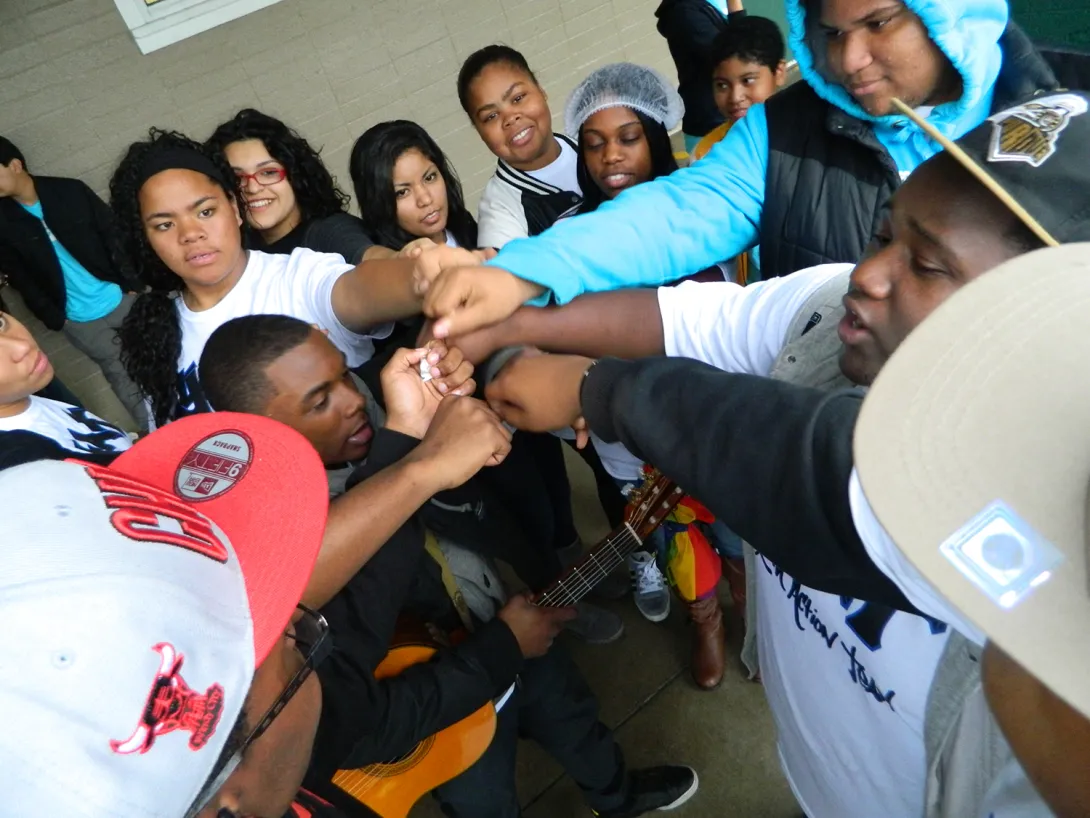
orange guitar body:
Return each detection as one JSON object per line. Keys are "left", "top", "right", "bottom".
{"left": 331, "top": 642, "right": 497, "bottom": 818}
{"left": 329, "top": 471, "right": 681, "bottom": 818}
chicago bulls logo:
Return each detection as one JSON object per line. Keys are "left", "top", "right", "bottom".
{"left": 110, "top": 643, "right": 225, "bottom": 754}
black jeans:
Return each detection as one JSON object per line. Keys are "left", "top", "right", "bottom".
{"left": 434, "top": 645, "right": 629, "bottom": 818}
{"left": 477, "top": 431, "right": 581, "bottom": 552}
{"left": 421, "top": 473, "right": 562, "bottom": 591}
{"left": 487, "top": 431, "right": 627, "bottom": 552}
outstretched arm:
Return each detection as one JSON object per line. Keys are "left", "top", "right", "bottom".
{"left": 485, "top": 352, "right": 917, "bottom": 611}
{"left": 330, "top": 255, "right": 419, "bottom": 332}
{"left": 331, "top": 246, "right": 489, "bottom": 332}
{"left": 447, "top": 289, "right": 665, "bottom": 364}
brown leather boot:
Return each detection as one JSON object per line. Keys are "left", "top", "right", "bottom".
{"left": 722, "top": 557, "right": 748, "bottom": 645}
{"left": 688, "top": 595, "right": 726, "bottom": 690}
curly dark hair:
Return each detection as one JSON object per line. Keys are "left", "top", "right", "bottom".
{"left": 110, "top": 127, "right": 243, "bottom": 427}
{"left": 576, "top": 109, "right": 678, "bottom": 214}
{"left": 206, "top": 108, "right": 350, "bottom": 228}
{"left": 349, "top": 120, "right": 477, "bottom": 250}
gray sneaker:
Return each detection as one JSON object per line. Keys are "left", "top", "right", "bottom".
{"left": 627, "top": 551, "right": 671, "bottom": 623}
{"left": 564, "top": 601, "right": 625, "bottom": 644}
{"left": 558, "top": 541, "right": 630, "bottom": 601}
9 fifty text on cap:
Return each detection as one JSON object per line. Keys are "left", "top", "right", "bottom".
{"left": 1, "top": 413, "right": 329, "bottom": 818}
{"left": 854, "top": 243, "right": 1090, "bottom": 722}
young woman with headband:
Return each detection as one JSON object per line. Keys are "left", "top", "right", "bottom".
{"left": 110, "top": 129, "right": 474, "bottom": 427}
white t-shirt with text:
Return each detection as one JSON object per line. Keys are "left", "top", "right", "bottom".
{"left": 850, "top": 473, "right": 1053, "bottom": 817}
{"left": 659, "top": 265, "right": 952, "bottom": 818}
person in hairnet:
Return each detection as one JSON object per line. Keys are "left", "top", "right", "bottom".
{"left": 528, "top": 62, "right": 747, "bottom": 690}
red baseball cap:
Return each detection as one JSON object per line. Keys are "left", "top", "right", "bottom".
{"left": 2, "top": 412, "right": 329, "bottom": 817}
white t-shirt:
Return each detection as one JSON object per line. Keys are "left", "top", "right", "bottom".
{"left": 477, "top": 137, "right": 582, "bottom": 249}
{"left": 0, "top": 396, "right": 131, "bottom": 466}
{"left": 524, "top": 137, "right": 581, "bottom": 195}
{"left": 980, "top": 759, "right": 1053, "bottom": 817}
{"left": 172, "top": 248, "right": 392, "bottom": 420}
{"left": 850, "top": 473, "right": 1054, "bottom": 817}
{"left": 659, "top": 265, "right": 952, "bottom": 818}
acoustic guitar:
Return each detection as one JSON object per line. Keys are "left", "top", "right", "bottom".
{"left": 331, "top": 470, "right": 684, "bottom": 818}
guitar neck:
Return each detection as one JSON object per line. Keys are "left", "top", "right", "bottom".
{"left": 533, "top": 522, "right": 644, "bottom": 608}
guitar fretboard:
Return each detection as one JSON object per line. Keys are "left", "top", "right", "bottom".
{"left": 534, "top": 523, "right": 643, "bottom": 608}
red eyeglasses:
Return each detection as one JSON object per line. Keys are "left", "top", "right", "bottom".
{"left": 235, "top": 166, "right": 288, "bottom": 186}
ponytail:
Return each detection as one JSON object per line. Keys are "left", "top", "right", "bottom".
{"left": 118, "top": 291, "right": 181, "bottom": 427}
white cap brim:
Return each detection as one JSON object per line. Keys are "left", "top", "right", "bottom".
{"left": 855, "top": 242, "right": 1090, "bottom": 720}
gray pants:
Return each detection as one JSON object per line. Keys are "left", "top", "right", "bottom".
{"left": 63, "top": 292, "right": 148, "bottom": 429}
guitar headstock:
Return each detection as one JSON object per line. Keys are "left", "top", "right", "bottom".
{"left": 624, "top": 468, "right": 685, "bottom": 540}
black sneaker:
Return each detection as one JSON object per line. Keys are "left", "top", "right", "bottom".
{"left": 593, "top": 765, "right": 699, "bottom": 817}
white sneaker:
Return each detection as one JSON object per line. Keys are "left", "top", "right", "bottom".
{"left": 628, "top": 551, "right": 670, "bottom": 623}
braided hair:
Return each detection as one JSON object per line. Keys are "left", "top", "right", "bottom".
{"left": 110, "top": 128, "right": 243, "bottom": 427}
{"left": 206, "top": 108, "right": 350, "bottom": 227}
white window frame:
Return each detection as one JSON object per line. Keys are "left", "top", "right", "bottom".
{"left": 112, "top": 0, "right": 287, "bottom": 54}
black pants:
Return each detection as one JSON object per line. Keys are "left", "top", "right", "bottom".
{"left": 434, "top": 645, "right": 629, "bottom": 817}
{"left": 421, "top": 474, "right": 562, "bottom": 591}
{"left": 487, "top": 432, "right": 627, "bottom": 551}
{"left": 561, "top": 438, "right": 627, "bottom": 531}
{"left": 477, "top": 432, "right": 581, "bottom": 552}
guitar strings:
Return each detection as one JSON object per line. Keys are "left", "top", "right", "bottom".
{"left": 536, "top": 484, "right": 679, "bottom": 608}
{"left": 535, "top": 527, "right": 643, "bottom": 608}
{"left": 334, "top": 484, "right": 675, "bottom": 801}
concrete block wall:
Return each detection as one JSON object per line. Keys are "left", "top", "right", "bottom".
{"left": 0, "top": 0, "right": 677, "bottom": 428}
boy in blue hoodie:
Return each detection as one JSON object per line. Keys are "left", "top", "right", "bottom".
{"left": 414, "top": 0, "right": 1059, "bottom": 337}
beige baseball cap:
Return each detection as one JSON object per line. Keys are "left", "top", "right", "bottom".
{"left": 855, "top": 241, "right": 1090, "bottom": 721}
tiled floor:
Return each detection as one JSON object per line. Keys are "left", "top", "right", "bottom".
{"left": 409, "top": 450, "right": 800, "bottom": 818}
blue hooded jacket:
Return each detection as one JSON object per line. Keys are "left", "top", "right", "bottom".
{"left": 491, "top": 0, "right": 1020, "bottom": 304}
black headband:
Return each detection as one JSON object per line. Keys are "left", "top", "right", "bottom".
{"left": 136, "top": 146, "right": 229, "bottom": 192}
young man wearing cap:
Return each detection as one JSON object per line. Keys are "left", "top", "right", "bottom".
{"left": 0, "top": 137, "right": 148, "bottom": 428}
{"left": 851, "top": 240, "right": 1090, "bottom": 817}
{"left": 2, "top": 410, "right": 336, "bottom": 818}
{"left": 0, "top": 308, "right": 132, "bottom": 470}
{"left": 197, "top": 315, "right": 700, "bottom": 818}
{"left": 471, "top": 92, "right": 1090, "bottom": 817}
{"left": 414, "top": 0, "right": 1062, "bottom": 338}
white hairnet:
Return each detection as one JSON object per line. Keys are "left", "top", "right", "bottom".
{"left": 564, "top": 62, "right": 685, "bottom": 139}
